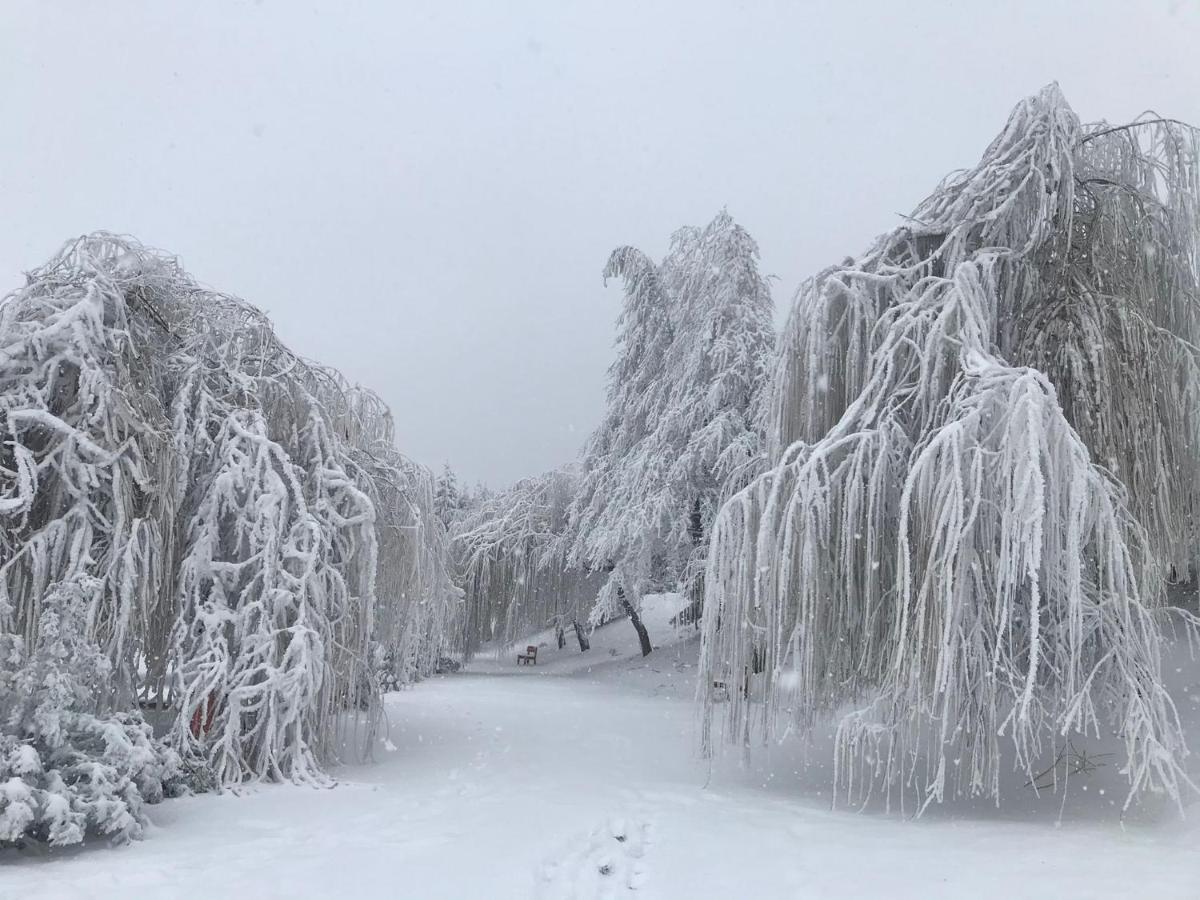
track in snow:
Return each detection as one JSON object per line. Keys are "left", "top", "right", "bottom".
{"left": 3, "top": 646, "right": 1199, "bottom": 900}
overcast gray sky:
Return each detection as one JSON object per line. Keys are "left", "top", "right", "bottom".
{"left": 3, "top": 1, "right": 1199, "bottom": 487}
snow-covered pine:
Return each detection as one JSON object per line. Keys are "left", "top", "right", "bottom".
{"left": 568, "top": 212, "right": 775, "bottom": 646}
{"left": 699, "top": 85, "right": 1200, "bottom": 812}
{"left": 434, "top": 463, "right": 464, "bottom": 530}
{"left": 454, "top": 466, "right": 599, "bottom": 660}
{"left": 0, "top": 234, "right": 457, "bottom": 799}
{"left": 0, "top": 576, "right": 187, "bottom": 847}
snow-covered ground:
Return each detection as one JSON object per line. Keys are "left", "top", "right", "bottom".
{"left": 4, "top": 595, "right": 1198, "bottom": 899}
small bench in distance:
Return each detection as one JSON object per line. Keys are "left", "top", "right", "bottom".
{"left": 517, "top": 645, "right": 538, "bottom": 665}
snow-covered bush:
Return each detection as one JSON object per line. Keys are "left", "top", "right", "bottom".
{"left": 700, "top": 85, "right": 1200, "bottom": 812}
{"left": 0, "top": 234, "right": 458, "bottom": 796}
{"left": 0, "top": 578, "right": 186, "bottom": 847}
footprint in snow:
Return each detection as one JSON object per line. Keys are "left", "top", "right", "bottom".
{"left": 537, "top": 815, "right": 653, "bottom": 898}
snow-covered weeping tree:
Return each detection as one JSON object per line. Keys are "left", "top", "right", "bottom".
{"left": 341, "top": 388, "right": 460, "bottom": 699}
{"left": 568, "top": 211, "right": 774, "bottom": 653}
{"left": 700, "top": 85, "right": 1200, "bottom": 812}
{"left": 659, "top": 211, "right": 777, "bottom": 622}
{"left": 0, "top": 234, "right": 457, "bottom": 810}
{"left": 454, "top": 466, "right": 600, "bottom": 660}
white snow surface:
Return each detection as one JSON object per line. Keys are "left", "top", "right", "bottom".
{"left": 4, "top": 594, "right": 1199, "bottom": 899}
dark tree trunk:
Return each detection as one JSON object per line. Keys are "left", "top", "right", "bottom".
{"left": 572, "top": 619, "right": 590, "bottom": 652}
{"left": 683, "top": 498, "right": 705, "bottom": 628}
{"left": 687, "top": 497, "right": 704, "bottom": 545}
{"left": 618, "top": 587, "right": 653, "bottom": 657}
{"left": 685, "top": 570, "right": 705, "bottom": 629}
{"left": 556, "top": 623, "right": 566, "bottom": 649}
{"left": 751, "top": 644, "right": 765, "bottom": 673}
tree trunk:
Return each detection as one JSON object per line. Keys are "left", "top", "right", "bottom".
{"left": 556, "top": 623, "right": 566, "bottom": 649}
{"left": 572, "top": 619, "right": 590, "bottom": 652}
{"left": 685, "top": 571, "right": 705, "bottom": 629}
{"left": 618, "top": 587, "right": 653, "bottom": 657}
{"left": 683, "top": 498, "right": 704, "bottom": 627}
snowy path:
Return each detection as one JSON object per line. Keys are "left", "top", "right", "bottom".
{"left": 3, "top": 659, "right": 1198, "bottom": 899}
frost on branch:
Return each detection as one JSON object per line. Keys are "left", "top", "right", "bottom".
{"left": 0, "top": 234, "right": 457, "bottom": 798}
{"left": 700, "top": 85, "right": 1200, "bottom": 811}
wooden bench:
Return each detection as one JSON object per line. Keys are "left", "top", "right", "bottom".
{"left": 517, "top": 645, "right": 538, "bottom": 666}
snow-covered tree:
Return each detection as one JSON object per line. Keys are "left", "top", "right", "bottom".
{"left": 568, "top": 212, "right": 775, "bottom": 652}
{"left": 700, "top": 85, "right": 1200, "bottom": 812}
{"left": 434, "top": 463, "right": 464, "bottom": 529}
{"left": 658, "top": 211, "right": 777, "bottom": 621}
{"left": 370, "top": 441, "right": 461, "bottom": 689}
{"left": 0, "top": 234, "right": 458, "bottom": 804}
{"left": 454, "top": 466, "right": 599, "bottom": 659}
